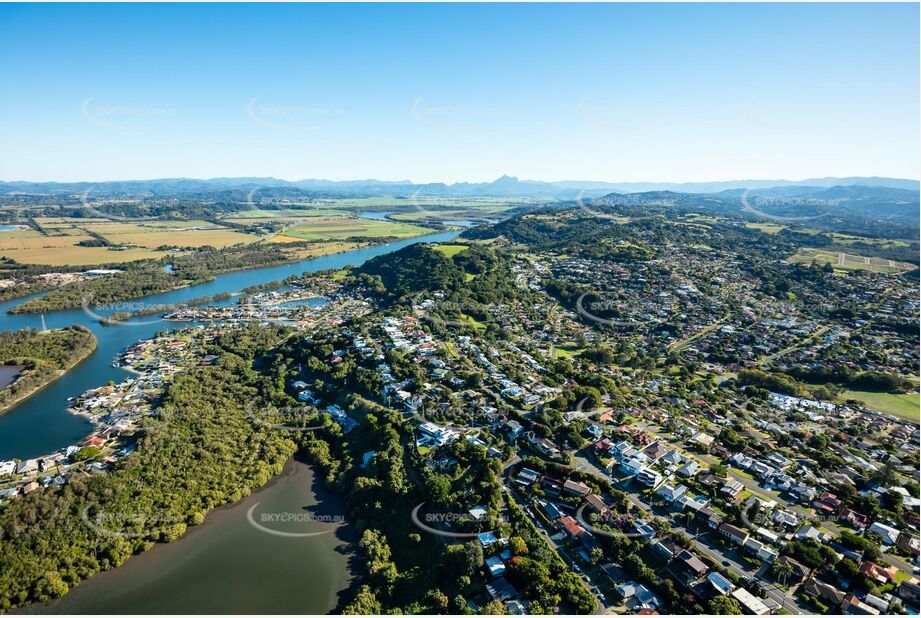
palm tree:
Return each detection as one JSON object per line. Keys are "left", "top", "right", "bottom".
{"left": 772, "top": 558, "right": 793, "bottom": 587}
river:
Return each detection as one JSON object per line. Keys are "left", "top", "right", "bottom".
{"left": 2, "top": 220, "right": 466, "bottom": 614}
{"left": 0, "top": 223, "right": 462, "bottom": 461}
{"left": 25, "top": 457, "right": 357, "bottom": 614}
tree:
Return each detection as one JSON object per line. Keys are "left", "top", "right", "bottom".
{"left": 479, "top": 599, "right": 507, "bottom": 615}
{"left": 426, "top": 589, "right": 450, "bottom": 612}
{"left": 508, "top": 536, "right": 528, "bottom": 556}
{"left": 344, "top": 585, "right": 383, "bottom": 614}
{"left": 837, "top": 557, "right": 859, "bottom": 580}
{"left": 452, "top": 594, "right": 468, "bottom": 614}
{"left": 442, "top": 542, "right": 482, "bottom": 579}
{"left": 708, "top": 595, "right": 742, "bottom": 615}
{"left": 771, "top": 558, "right": 793, "bottom": 585}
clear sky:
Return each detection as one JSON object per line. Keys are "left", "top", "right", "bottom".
{"left": 1, "top": 3, "right": 918, "bottom": 183}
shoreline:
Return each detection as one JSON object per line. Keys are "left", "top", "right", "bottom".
{"left": 19, "top": 455, "right": 357, "bottom": 614}
{"left": 4, "top": 216, "right": 468, "bottom": 317}
{"left": 0, "top": 335, "right": 97, "bottom": 417}
{"left": 3, "top": 232, "right": 418, "bottom": 317}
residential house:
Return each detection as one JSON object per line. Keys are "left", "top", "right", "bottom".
{"left": 794, "top": 524, "right": 828, "bottom": 543}
{"left": 896, "top": 532, "right": 920, "bottom": 556}
{"left": 668, "top": 549, "right": 709, "bottom": 587}
{"left": 802, "top": 579, "right": 846, "bottom": 606}
{"left": 707, "top": 571, "right": 735, "bottom": 596}
{"left": 485, "top": 577, "right": 519, "bottom": 602}
{"left": 651, "top": 538, "right": 679, "bottom": 560}
{"left": 858, "top": 561, "right": 897, "bottom": 585}
{"left": 642, "top": 441, "right": 670, "bottom": 462}
{"left": 485, "top": 555, "right": 507, "bottom": 578}
{"left": 637, "top": 468, "right": 662, "bottom": 487}
{"left": 868, "top": 521, "right": 901, "bottom": 546}
{"left": 695, "top": 507, "right": 724, "bottom": 530}
{"left": 15, "top": 459, "right": 38, "bottom": 475}
{"left": 839, "top": 507, "right": 869, "bottom": 530}
{"left": 719, "top": 522, "right": 749, "bottom": 546}
{"left": 563, "top": 479, "right": 592, "bottom": 497}
{"left": 777, "top": 556, "right": 810, "bottom": 582}
{"left": 560, "top": 516, "right": 586, "bottom": 539}
{"left": 478, "top": 531, "right": 499, "bottom": 549}
{"left": 656, "top": 483, "right": 688, "bottom": 504}
{"left": 585, "top": 494, "right": 609, "bottom": 517}
{"left": 690, "top": 433, "right": 715, "bottom": 450}
{"left": 720, "top": 479, "right": 744, "bottom": 498}
{"left": 841, "top": 593, "right": 881, "bottom": 615}
{"left": 620, "top": 453, "right": 649, "bottom": 476}
{"left": 615, "top": 582, "right": 662, "bottom": 612}
{"left": 731, "top": 587, "right": 771, "bottom": 615}
{"left": 896, "top": 578, "right": 920, "bottom": 606}
{"left": 662, "top": 449, "right": 687, "bottom": 467}
{"left": 813, "top": 492, "right": 843, "bottom": 514}
{"left": 677, "top": 461, "right": 701, "bottom": 478}
{"left": 772, "top": 509, "right": 799, "bottom": 529}
{"left": 516, "top": 467, "right": 540, "bottom": 486}
{"left": 536, "top": 499, "right": 563, "bottom": 521}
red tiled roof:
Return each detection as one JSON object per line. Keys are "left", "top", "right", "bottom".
{"left": 560, "top": 516, "right": 584, "bottom": 537}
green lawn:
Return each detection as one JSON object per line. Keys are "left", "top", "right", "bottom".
{"left": 843, "top": 389, "right": 920, "bottom": 423}
{"left": 551, "top": 343, "right": 585, "bottom": 359}
{"left": 787, "top": 248, "right": 914, "bottom": 274}
{"left": 458, "top": 313, "right": 487, "bottom": 329}
{"left": 432, "top": 243, "right": 469, "bottom": 258}
{"left": 746, "top": 222, "right": 787, "bottom": 234}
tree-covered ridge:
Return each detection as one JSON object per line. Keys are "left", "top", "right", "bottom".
{"left": 358, "top": 243, "right": 468, "bottom": 298}
{"left": 0, "top": 326, "right": 95, "bottom": 369}
{"left": 0, "top": 326, "right": 97, "bottom": 413}
{"left": 358, "top": 242, "right": 528, "bottom": 306}
{"left": 469, "top": 206, "right": 919, "bottom": 265}
{"left": 0, "top": 325, "right": 295, "bottom": 609}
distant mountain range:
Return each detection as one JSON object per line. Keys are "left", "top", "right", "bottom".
{"left": 0, "top": 174, "right": 917, "bottom": 199}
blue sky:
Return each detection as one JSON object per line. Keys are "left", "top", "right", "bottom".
{"left": 1, "top": 3, "right": 917, "bottom": 183}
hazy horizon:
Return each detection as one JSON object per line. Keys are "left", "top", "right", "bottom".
{"left": 2, "top": 173, "right": 920, "bottom": 186}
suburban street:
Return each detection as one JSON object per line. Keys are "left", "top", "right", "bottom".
{"left": 571, "top": 452, "right": 811, "bottom": 615}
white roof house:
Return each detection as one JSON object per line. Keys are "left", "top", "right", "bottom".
{"left": 868, "top": 521, "right": 901, "bottom": 545}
